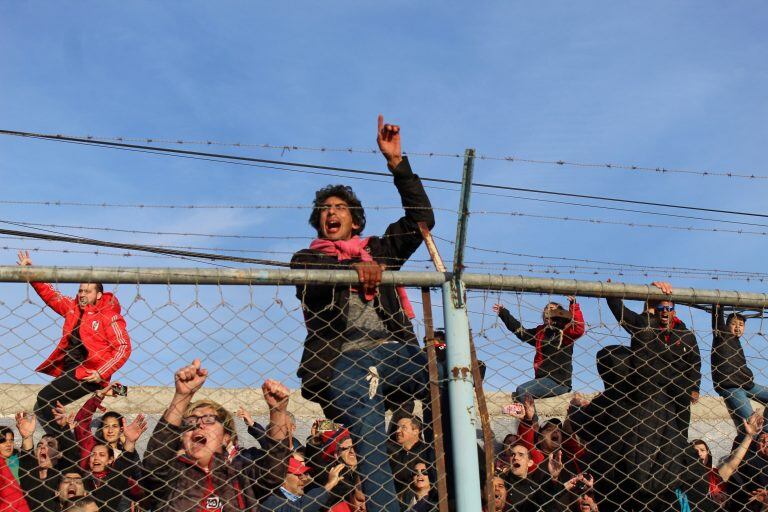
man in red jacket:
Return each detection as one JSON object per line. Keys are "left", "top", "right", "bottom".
{"left": 17, "top": 251, "right": 132, "bottom": 437}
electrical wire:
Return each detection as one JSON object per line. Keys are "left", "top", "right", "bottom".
{"left": 0, "top": 220, "right": 287, "bottom": 267}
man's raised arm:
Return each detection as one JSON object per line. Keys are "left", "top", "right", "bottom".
{"left": 17, "top": 250, "right": 74, "bottom": 316}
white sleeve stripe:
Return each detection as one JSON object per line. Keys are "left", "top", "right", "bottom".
{"left": 96, "top": 315, "right": 129, "bottom": 375}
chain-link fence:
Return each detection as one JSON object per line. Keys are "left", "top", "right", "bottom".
{"left": 1, "top": 267, "right": 768, "bottom": 512}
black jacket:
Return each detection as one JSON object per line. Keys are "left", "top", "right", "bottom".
{"left": 505, "top": 468, "right": 563, "bottom": 512}
{"left": 711, "top": 304, "right": 754, "bottom": 392}
{"left": 727, "top": 437, "right": 768, "bottom": 511}
{"left": 569, "top": 345, "right": 714, "bottom": 512}
{"left": 86, "top": 451, "right": 139, "bottom": 512}
{"left": 18, "top": 422, "right": 81, "bottom": 512}
{"left": 606, "top": 299, "right": 702, "bottom": 500}
{"left": 496, "top": 306, "right": 582, "bottom": 388}
{"left": 18, "top": 448, "right": 60, "bottom": 512}
{"left": 290, "top": 157, "right": 434, "bottom": 405}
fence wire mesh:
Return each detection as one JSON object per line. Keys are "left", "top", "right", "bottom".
{"left": 1, "top": 276, "right": 767, "bottom": 512}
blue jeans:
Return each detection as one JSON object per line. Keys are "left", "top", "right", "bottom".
{"left": 329, "top": 342, "right": 429, "bottom": 512}
{"left": 515, "top": 377, "right": 571, "bottom": 400}
{"left": 719, "top": 383, "right": 768, "bottom": 433}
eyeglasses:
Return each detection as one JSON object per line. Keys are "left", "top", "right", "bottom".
{"left": 655, "top": 305, "right": 675, "bottom": 312}
{"left": 412, "top": 468, "right": 428, "bottom": 476}
{"left": 182, "top": 414, "right": 219, "bottom": 427}
{"left": 320, "top": 204, "right": 350, "bottom": 212}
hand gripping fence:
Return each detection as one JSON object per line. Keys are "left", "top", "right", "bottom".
{"left": 1, "top": 266, "right": 768, "bottom": 511}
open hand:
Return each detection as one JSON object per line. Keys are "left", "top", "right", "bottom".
{"left": 52, "top": 402, "right": 70, "bottom": 428}
{"left": 548, "top": 451, "right": 564, "bottom": 480}
{"left": 15, "top": 411, "right": 36, "bottom": 439}
{"left": 16, "top": 250, "right": 32, "bottom": 266}
{"left": 325, "top": 463, "right": 346, "bottom": 490}
{"left": 122, "top": 414, "right": 148, "bottom": 444}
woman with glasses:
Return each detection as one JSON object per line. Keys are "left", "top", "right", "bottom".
{"left": 142, "top": 358, "right": 293, "bottom": 511}
{"left": 400, "top": 461, "right": 437, "bottom": 511}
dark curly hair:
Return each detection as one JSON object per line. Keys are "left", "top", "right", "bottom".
{"left": 308, "top": 185, "right": 366, "bottom": 237}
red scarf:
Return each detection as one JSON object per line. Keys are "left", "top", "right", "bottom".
{"left": 309, "top": 236, "right": 415, "bottom": 319}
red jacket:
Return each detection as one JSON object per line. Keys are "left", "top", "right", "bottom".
{"left": 0, "top": 457, "right": 30, "bottom": 512}
{"left": 32, "top": 282, "right": 131, "bottom": 383}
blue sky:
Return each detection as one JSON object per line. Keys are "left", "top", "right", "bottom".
{"left": 1, "top": 2, "right": 767, "bottom": 398}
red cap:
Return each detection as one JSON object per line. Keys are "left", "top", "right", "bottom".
{"left": 320, "top": 428, "right": 351, "bottom": 461}
{"left": 287, "top": 456, "right": 312, "bottom": 475}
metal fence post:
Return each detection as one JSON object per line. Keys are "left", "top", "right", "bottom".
{"left": 443, "top": 149, "right": 483, "bottom": 511}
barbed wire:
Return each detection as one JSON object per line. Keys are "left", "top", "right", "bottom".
{"left": 26, "top": 132, "right": 768, "bottom": 180}
{"left": 0, "top": 199, "right": 445, "bottom": 212}
{"left": 447, "top": 261, "right": 768, "bottom": 283}
{"left": 4, "top": 130, "right": 767, "bottom": 222}
{"left": 431, "top": 234, "right": 766, "bottom": 277}
{"left": 5, "top": 198, "right": 768, "bottom": 230}
{"left": 471, "top": 210, "right": 768, "bottom": 237}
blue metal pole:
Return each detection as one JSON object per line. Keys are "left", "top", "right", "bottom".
{"left": 442, "top": 280, "right": 482, "bottom": 511}
{"left": 443, "top": 148, "right": 482, "bottom": 511}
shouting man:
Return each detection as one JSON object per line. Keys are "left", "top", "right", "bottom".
{"left": 291, "top": 115, "right": 434, "bottom": 512}
{"left": 17, "top": 251, "right": 131, "bottom": 437}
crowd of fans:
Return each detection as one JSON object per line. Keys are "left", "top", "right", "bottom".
{"left": 3, "top": 117, "right": 768, "bottom": 511}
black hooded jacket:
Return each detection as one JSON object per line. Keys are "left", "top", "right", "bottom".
{"left": 711, "top": 304, "right": 754, "bottom": 392}
{"left": 593, "top": 300, "right": 705, "bottom": 508}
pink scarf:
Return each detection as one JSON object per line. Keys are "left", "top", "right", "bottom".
{"left": 309, "top": 236, "right": 415, "bottom": 319}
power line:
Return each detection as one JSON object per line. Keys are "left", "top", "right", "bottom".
{"left": 0, "top": 222, "right": 419, "bottom": 269}
{"left": 3, "top": 129, "right": 768, "bottom": 220}
{"left": 23, "top": 131, "right": 768, "bottom": 180}
{"left": 0, "top": 220, "right": 288, "bottom": 267}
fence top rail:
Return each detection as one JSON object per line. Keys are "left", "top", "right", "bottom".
{"left": 0, "top": 266, "right": 766, "bottom": 308}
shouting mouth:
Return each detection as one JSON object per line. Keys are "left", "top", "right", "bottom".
{"left": 191, "top": 434, "right": 208, "bottom": 449}
{"left": 325, "top": 219, "right": 342, "bottom": 236}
